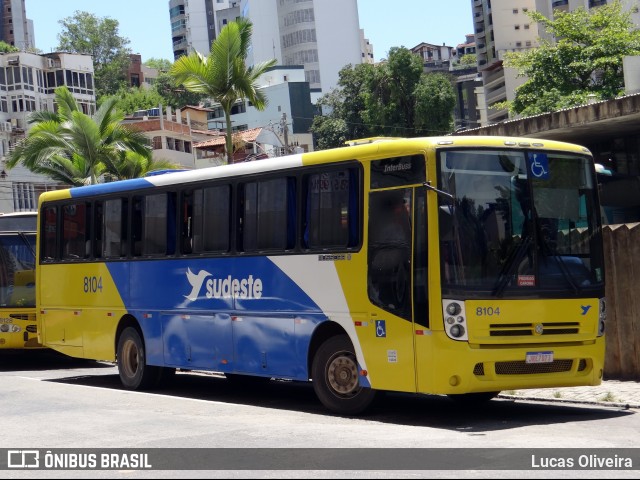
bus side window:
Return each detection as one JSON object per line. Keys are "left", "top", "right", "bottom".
{"left": 303, "top": 169, "right": 357, "bottom": 249}
{"left": 181, "top": 190, "right": 194, "bottom": 254}
{"left": 62, "top": 203, "right": 89, "bottom": 260}
{"left": 241, "top": 179, "right": 291, "bottom": 252}
{"left": 42, "top": 206, "right": 58, "bottom": 261}
{"left": 141, "top": 193, "right": 168, "bottom": 256}
{"left": 102, "top": 198, "right": 127, "bottom": 258}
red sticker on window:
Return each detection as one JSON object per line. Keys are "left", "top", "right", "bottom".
{"left": 518, "top": 275, "right": 535, "bottom": 286}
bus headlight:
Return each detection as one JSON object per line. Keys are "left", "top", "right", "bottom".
{"left": 450, "top": 324, "right": 465, "bottom": 338}
{"left": 442, "top": 300, "right": 469, "bottom": 341}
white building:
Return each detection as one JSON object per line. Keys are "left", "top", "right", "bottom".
{"left": 535, "top": 0, "right": 640, "bottom": 33}
{"left": 168, "top": 0, "right": 240, "bottom": 59}
{"left": 473, "top": 0, "right": 539, "bottom": 125}
{"left": 241, "top": 0, "right": 363, "bottom": 101}
{"left": 168, "top": 0, "right": 367, "bottom": 102}
{"left": 203, "top": 66, "right": 315, "bottom": 154}
{"left": 0, "top": 52, "right": 96, "bottom": 213}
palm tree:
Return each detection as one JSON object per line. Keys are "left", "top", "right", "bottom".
{"left": 103, "top": 151, "right": 183, "bottom": 181}
{"left": 169, "top": 18, "right": 277, "bottom": 164}
{"left": 7, "top": 86, "right": 154, "bottom": 185}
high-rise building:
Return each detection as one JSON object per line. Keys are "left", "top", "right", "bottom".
{"left": 1, "top": 0, "right": 33, "bottom": 51}
{"left": 472, "top": 0, "right": 640, "bottom": 127}
{"left": 169, "top": 0, "right": 239, "bottom": 59}
{"left": 535, "top": 0, "right": 640, "bottom": 39}
{"left": 168, "top": 0, "right": 367, "bottom": 101}
{"left": 472, "top": 0, "right": 539, "bottom": 125}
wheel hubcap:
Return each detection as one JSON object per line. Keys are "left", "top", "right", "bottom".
{"left": 122, "top": 339, "right": 139, "bottom": 378}
{"left": 327, "top": 352, "right": 359, "bottom": 396}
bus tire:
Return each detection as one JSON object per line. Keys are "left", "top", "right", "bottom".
{"left": 447, "top": 391, "right": 500, "bottom": 404}
{"left": 116, "top": 326, "right": 160, "bottom": 390}
{"left": 311, "top": 334, "right": 377, "bottom": 416}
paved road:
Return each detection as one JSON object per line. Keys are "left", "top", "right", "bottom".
{"left": 2, "top": 350, "right": 639, "bottom": 478}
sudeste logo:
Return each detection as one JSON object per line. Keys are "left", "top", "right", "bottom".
{"left": 184, "top": 268, "right": 263, "bottom": 301}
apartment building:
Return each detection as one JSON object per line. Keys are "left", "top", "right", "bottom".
{"left": 473, "top": 0, "right": 539, "bottom": 125}
{"left": 1, "top": 0, "right": 33, "bottom": 51}
{"left": 0, "top": 51, "right": 96, "bottom": 212}
{"left": 535, "top": 0, "right": 640, "bottom": 33}
{"left": 168, "top": 0, "right": 368, "bottom": 102}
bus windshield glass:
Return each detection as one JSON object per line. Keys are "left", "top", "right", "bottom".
{"left": 0, "top": 232, "right": 36, "bottom": 308}
{"left": 438, "top": 149, "right": 604, "bottom": 298}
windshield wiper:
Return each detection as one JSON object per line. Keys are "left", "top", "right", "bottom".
{"left": 493, "top": 236, "right": 532, "bottom": 297}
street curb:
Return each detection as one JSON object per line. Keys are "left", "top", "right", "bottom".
{"left": 498, "top": 393, "right": 640, "bottom": 410}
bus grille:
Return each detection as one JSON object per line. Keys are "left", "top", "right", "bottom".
{"left": 473, "top": 359, "right": 588, "bottom": 376}
{"left": 26, "top": 325, "right": 37, "bottom": 333}
{"left": 489, "top": 322, "right": 580, "bottom": 336}
{"left": 10, "top": 313, "right": 36, "bottom": 322}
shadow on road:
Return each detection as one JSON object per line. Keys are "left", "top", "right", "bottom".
{"left": 45, "top": 369, "right": 636, "bottom": 432}
{"left": 0, "top": 349, "right": 111, "bottom": 371}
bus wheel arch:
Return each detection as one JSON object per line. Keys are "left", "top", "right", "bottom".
{"left": 310, "top": 327, "right": 378, "bottom": 416}
{"left": 115, "top": 316, "right": 163, "bottom": 390}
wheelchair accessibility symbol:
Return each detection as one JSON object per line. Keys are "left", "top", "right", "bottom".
{"left": 528, "top": 153, "right": 549, "bottom": 179}
{"left": 376, "top": 320, "right": 386, "bottom": 338}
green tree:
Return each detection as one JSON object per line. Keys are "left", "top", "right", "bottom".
{"left": 6, "top": 86, "right": 153, "bottom": 186}
{"left": 502, "top": 1, "right": 640, "bottom": 116}
{"left": 99, "top": 86, "right": 165, "bottom": 115}
{"left": 311, "top": 47, "right": 456, "bottom": 149}
{"left": 144, "top": 58, "right": 173, "bottom": 71}
{"left": 153, "top": 72, "right": 207, "bottom": 109}
{"left": 56, "top": 11, "right": 132, "bottom": 97}
{"left": 169, "top": 19, "right": 277, "bottom": 164}
{"left": 0, "top": 41, "right": 19, "bottom": 53}
{"left": 459, "top": 54, "right": 477, "bottom": 66}
{"left": 414, "top": 72, "right": 456, "bottom": 135}
{"left": 103, "top": 151, "right": 181, "bottom": 181}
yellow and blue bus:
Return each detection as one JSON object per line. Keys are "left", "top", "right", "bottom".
{"left": 36, "top": 136, "right": 606, "bottom": 415}
{"left": 0, "top": 211, "right": 38, "bottom": 349}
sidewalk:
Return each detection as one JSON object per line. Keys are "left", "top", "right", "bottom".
{"left": 500, "top": 380, "right": 640, "bottom": 409}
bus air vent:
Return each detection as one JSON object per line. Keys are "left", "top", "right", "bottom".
{"left": 495, "top": 359, "right": 574, "bottom": 375}
{"left": 489, "top": 322, "right": 580, "bottom": 336}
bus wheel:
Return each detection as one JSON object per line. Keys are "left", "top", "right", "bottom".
{"left": 312, "top": 334, "right": 377, "bottom": 416}
{"left": 116, "top": 327, "right": 160, "bottom": 390}
{"left": 447, "top": 391, "right": 500, "bottom": 404}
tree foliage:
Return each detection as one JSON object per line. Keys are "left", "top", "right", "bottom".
{"left": 98, "top": 86, "right": 165, "bottom": 115}
{"left": 56, "top": 11, "right": 132, "bottom": 98}
{"left": 144, "top": 58, "right": 173, "bottom": 71}
{"left": 153, "top": 72, "right": 208, "bottom": 109}
{"left": 170, "top": 19, "right": 277, "bottom": 164}
{"left": 311, "top": 47, "right": 456, "bottom": 149}
{"left": 502, "top": 1, "right": 640, "bottom": 116}
{"left": 5, "top": 86, "right": 161, "bottom": 185}
{"left": 0, "top": 41, "right": 19, "bottom": 53}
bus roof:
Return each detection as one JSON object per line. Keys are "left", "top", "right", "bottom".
{"left": 37, "top": 136, "right": 593, "bottom": 204}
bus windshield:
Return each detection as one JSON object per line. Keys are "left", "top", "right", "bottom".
{"left": 0, "top": 232, "right": 36, "bottom": 308}
{"left": 438, "top": 149, "right": 604, "bottom": 298}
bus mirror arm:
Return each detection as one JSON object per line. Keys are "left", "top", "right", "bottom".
{"left": 423, "top": 182, "right": 455, "bottom": 202}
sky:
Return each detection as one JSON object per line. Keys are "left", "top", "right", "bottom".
{"left": 26, "top": 0, "right": 474, "bottom": 63}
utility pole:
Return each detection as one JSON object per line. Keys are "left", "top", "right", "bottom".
{"left": 280, "top": 112, "right": 289, "bottom": 154}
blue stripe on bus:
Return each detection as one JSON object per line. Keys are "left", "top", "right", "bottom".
{"left": 105, "top": 256, "right": 325, "bottom": 379}
{"left": 69, "top": 178, "right": 154, "bottom": 198}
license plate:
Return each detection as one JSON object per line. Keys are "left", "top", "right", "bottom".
{"left": 525, "top": 351, "right": 554, "bottom": 364}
